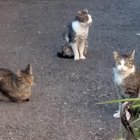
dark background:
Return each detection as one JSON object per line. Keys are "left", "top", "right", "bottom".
{"left": 0, "top": 0, "right": 140, "bottom": 140}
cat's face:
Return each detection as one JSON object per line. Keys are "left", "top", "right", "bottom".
{"left": 17, "top": 64, "right": 34, "bottom": 86}
{"left": 76, "top": 9, "right": 93, "bottom": 25}
{"left": 113, "top": 50, "right": 135, "bottom": 73}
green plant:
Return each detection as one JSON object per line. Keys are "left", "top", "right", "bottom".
{"left": 97, "top": 98, "right": 140, "bottom": 140}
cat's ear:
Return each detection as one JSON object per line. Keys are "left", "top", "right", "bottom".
{"left": 25, "top": 64, "right": 32, "bottom": 75}
{"left": 77, "top": 11, "right": 82, "bottom": 17}
{"left": 83, "top": 8, "right": 88, "bottom": 13}
{"left": 113, "top": 51, "right": 120, "bottom": 60}
{"left": 77, "top": 10, "right": 82, "bottom": 14}
{"left": 129, "top": 50, "right": 135, "bottom": 60}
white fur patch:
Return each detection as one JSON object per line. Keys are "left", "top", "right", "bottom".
{"left": 87, "top": 14, "right": 93, "bottom": 24}
{"left": 113, "top": 110, "right": 120, "bottom": 118}
{"left": 71, "top": 42, "right": 80, "bottom": 60}
{"left": 117, "top": 59, "right": 128, "bottom": 71}
{"left": 113, "top": 68, "right": 124, "bottom": 85}
{"left": 72, "top": 21, "right": 89, "bottom": 37}
{"left": 113, "top": 65, "right": 135, "bottom": 85}
{"left": 65, "top": 34, "right": 69, "bottom": 42}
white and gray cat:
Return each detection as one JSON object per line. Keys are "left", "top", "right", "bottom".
{"left": 112, "top": 50, "right": 136, "bottom": 118}
{"left": 57, "top": 9, "right": 93, "bottom": 60}
{"left": 113, "top": 50, "right": 139, "bottom": 140}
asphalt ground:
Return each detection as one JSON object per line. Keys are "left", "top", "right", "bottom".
{"left": 0, "top": 0, "right": 140, "bottom": 140}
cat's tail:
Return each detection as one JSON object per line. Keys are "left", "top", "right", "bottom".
{"left": 57, "top": 52, "right": 74, "bottom": 59}
{"left": 121, "top": 102, "right": 137, "bottom": 140}
{"left": 63, "top": 33, "right": 69, "bottom": 43}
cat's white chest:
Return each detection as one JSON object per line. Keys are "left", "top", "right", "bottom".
{"left": 72, "top": 21, "right": 88, "bottom": 37}
{"left": 113, "top": 68, "right": 124, "bottom": 85}
{"left": 113, "top": 66, "right": 136, "bottom": 86}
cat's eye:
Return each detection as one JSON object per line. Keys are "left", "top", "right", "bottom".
{"left": 117, "top": 62, "right": 121, "bottom": 65}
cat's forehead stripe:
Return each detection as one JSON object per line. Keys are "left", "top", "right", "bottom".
{"left": 121, "top": 59, "right": 125, "bottom": 66}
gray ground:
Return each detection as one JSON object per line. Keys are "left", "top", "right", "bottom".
{"left": 0, "top": 0, "right": 140, "bottom": 140}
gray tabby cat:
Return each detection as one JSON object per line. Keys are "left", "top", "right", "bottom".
{"left": 57, "top": 9, "right": 92, "bottom": 60}
{"left": 0, "top": 64, "right": 34, "bottom": 102}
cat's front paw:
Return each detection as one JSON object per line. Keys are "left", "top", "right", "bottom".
{"left": 80, "top": 56, "right": 86, "bottom": 60}
{"left": 74, "top": 56, "right": 80, "bottom": 60}
{"left": 113, "top": 111, "right": 120, "bottom": 119}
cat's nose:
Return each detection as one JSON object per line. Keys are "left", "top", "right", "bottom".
{"left": 90, "top": 19, "right": 93, "bottom": 23}
{"left": 118, "top": 67, "right": 124, "bottom": 71}
{"left": 89, "top": 20, "right": 93, "bottom": 25}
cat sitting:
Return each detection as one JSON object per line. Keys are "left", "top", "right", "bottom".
{"left": 57, "top": 9, "right": 93, "bottom": 60}
{"left": 112, "top": 50, "right": 139, "bottom": 139}
{"left": 112, "top": 50, "right": 136, "bottom": 118}
{"left": 0, "top": 64, "right": 34, "bottom": 102}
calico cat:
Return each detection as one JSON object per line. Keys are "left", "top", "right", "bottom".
{"left": 57, "top": 9, "right": 92, "bottom": 60}
{"left": 0, "top": 64, "right": 34, "bottom": 102}
{"left": 113, "top": 50, "right": 140, "bottom": 139}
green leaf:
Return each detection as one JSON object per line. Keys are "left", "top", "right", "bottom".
{"left": 131, "top": 117, "right": 140, "bottom": 125}
{"left": 97, "top": 98, "right": 140, "bottom": 105}
{"left": 132, "top": 104, "right": 140, "bottom": 108}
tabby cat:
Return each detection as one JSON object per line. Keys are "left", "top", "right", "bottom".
{"left": 57, "top": 9, "right": 92, "bottom": 60}
{"left": 113, "top": 50, "right": 140, "bottom": 139}
{"left": 0, "top": 64, "right": 34, "bottom": 102}
{"left": 112, "top": 50, "right": 136, "bottom": 118}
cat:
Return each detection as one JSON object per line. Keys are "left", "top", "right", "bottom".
{"left": 57, "top": 39, "right": 88, "bottom": 59}
{"left": 121, "top": 67, "right": 140, "bottom": 140}
{"left": 112, "top": 50, "right": 136, "bottom": 118}
{"left": 57, "top": 9, "right": 93, "bottom": 60}
{"left": 0, "top": 64, "right": 34, "bottom": 102}
{"left": 112, "top": 50, "right": 140, "bottom": 139}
